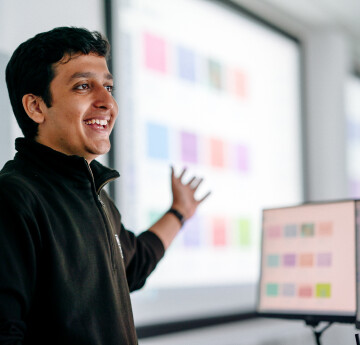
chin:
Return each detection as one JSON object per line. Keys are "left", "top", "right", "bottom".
{"left": 89, "top": 143, "right": 111, "bottom": 157}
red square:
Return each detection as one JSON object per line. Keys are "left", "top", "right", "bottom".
{"left": 212, "top": 217, "right": 227, "bottom": 246}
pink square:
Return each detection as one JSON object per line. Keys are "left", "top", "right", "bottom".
{"left": 234, "top": 69, "right": 247, "bottom": 99}
{"left": 143, "top": 32, "right": 167, "bottom": 73}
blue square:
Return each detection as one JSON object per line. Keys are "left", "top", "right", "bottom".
{"left": 146, "top": 123, "right": 169, "bottom": 159}
{"left": 177, "top": 45, "right": 196, "bottom": 82}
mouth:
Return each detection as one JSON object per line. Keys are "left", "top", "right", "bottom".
{"left": 83, "top": 118, "right": 109, "bottom": 129}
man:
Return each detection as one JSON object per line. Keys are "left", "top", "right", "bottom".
{"left": 0, "top": 27, "right": 209, "bottom": 344}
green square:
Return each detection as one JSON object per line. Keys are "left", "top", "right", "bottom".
{"left": 266, "top": 283, "right": 278, "bottom": 297}
{"left": 148, "top": 210, "right": 162, "bottom": 225}
{"left": 316, "top": 283, "right": 331, "bottom": 298}
{"left": 301, "top": 223, "right": 314, "bottom": 237}
{"left": 236, "top": 218, "right": 251, "bottom": 247}
{"left": 208, "top": 59, "right": 222, "bottom": 90}
{"left": 267, "top": 254, "right": 280, "bottom": 267}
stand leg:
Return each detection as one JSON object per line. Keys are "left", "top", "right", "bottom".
{"left": 308, "top": 322, "right": 333, "bottom": 345}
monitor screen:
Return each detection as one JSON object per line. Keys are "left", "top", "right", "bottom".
{"left": 258, "top": 201, "right": 356, "bottom": 323}
{"left": 112, "top": 0, "right": 303, "bottom": 325}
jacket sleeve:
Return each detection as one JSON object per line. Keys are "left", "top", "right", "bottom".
{"left": 100, "top": 191, "right": 165, "bottom": 292}
{"left": 0, "top": 179, "right": 41, "bottom": 344}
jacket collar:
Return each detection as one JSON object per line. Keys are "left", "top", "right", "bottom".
{"left": 14, "top": 138, "right": 120, "bottom": 193}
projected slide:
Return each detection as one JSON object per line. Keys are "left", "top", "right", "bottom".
{"left": 114, "top": 0, "right": 302, "bottom": 322}
{"left": 258, "top": 201, "right": 356, "bottom": 315}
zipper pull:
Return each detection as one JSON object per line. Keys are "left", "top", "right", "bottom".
{"left": 114, "top": 234, "right": 124, "bottom": 259}
{"left": 98, "top": 195, "right": 105, "bottom": 207}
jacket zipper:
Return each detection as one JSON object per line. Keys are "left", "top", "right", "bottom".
{"left": 97, "top": 196, "right": 124, "bottom": 260}
{"left": 84, "top": 161, "right": 123, "bottom": 272}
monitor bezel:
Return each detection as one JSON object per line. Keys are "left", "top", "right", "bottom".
{"left": 256, "top": 199, "right": 358, "bottom": 324}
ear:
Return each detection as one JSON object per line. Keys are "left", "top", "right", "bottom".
{"left": 22, "top": 94, "right": 47, "bottom": 124}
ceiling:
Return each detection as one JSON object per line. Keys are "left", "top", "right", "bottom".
{"left": 259, "top": 0, "right": 360, "bottom": 69}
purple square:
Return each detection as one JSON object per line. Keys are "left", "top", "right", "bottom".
{"left": 182, "top": 215, "right": 202, "bottom": 247}
{"left": 236, "top": 145, "right": 249, "bottom": 172}
{"left": 283, "top": 253, "right": 296, "bottom": 267}
{"left": 181, "top": 131, "right": 198, "bottom": 163}
{"left": 317, "top": 253, "right": 332, "bottom": 267}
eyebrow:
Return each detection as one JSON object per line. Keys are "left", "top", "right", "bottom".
{"left": 68, "top": 72, "right": 113, "bottom": 83}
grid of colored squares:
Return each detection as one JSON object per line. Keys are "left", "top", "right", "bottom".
{"left": 266, "top": 222, "right": 333, "bottom": 239}
{"left": 267, "top": 253, "right": 332, "bottom": 268}
{"left": 266, "top": 283, "right": 331, "bottom": 298}
{"left": 149, "top": 210, "right": 251, "bottom": 248}
{"left": 143, "top": 31, "right": 248, "bottom": 100}
{"left": 146, "top": 122, "right": 249, "bottom": 172}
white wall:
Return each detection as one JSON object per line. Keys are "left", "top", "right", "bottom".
{"left": 304, "top": 31, "right": 350, "bottom": 201}
{"left": 0, "top": 0, "right": 105, "bottom": 166}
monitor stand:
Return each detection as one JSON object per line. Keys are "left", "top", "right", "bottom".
{"left": 305, "top": 321, "right": 333, "bottom": 345}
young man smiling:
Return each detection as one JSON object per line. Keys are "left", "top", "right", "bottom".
{"left": 0, "top": 27, "right": 209, "bottom": 344}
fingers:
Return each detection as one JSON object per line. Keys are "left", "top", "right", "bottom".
{"left": 192, "top": 178, "right": 203, "bottom": 191}
{"left": 172, "top": 167, "right": 209, "bottom": 199}
{"left": 186, "top": 176, "right": 196, "bottom": 186}
{"left": 197, "top": 191, "right": 211, "bottom": 204}
{"left": 179, "top": 167, "right": 187, "bottom": 180}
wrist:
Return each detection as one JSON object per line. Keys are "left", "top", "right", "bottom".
{"left": 167, "top": 208, "right": 185, "bottom": 226}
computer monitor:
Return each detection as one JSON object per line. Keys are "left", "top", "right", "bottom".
{"left": 257, "top": 200, "right": 356, "bottom": 324}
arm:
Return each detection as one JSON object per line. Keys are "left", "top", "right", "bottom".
{"left": 101, "top": 167, "right": 210, "bottom": 290}
{"left": 149, "top": 167, "right": 210, "bottom": 250}
{"left": 100, "top": 191, "right": 166, "bottom": 291}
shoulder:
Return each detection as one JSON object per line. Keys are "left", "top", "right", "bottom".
{"left": 0, "top": 162, "right": 38, "bottom": 206}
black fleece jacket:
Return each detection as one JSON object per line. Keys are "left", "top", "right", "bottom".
{"left": 0, "top": 138, "right": 165, "bottom": 345}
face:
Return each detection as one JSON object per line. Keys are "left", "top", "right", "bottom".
{"left": 36, "top": 53, "right": 118, "bottom": 162}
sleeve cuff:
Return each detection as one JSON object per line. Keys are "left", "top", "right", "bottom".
{"left": 137, "top": 230, "right": 165, "bottom": 263}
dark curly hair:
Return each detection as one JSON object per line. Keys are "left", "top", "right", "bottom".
{"left": 5, "top": 27, "right": 110, "bottom": 139}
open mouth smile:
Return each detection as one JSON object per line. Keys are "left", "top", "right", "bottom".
{"left": 84, "top": 119, "right": 109, "bottom": 129}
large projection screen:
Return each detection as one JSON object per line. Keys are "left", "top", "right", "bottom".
{"left": 112, "top": 0, "right": 303, "bottom": 325}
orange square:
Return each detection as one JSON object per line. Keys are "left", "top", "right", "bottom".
{"left": 299, "top": 253, "right": 314, "bottom": 267}
{"left": 210, "top": 138, "right": 225, "bottom": 168}
{"left": 318, "top": 222, "right": 333, "bottom": 237}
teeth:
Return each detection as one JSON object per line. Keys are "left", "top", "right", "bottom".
{"left": 84, "top": 119, "right": 108, "bottom": 126}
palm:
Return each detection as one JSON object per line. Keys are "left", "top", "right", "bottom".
{"left": 170, "top": 167, "right": 210, "bottom": 220}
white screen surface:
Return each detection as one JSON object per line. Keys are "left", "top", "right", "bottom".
{"left": 113, "top": 0, "right": 303, "bottom": 325}
{"left": 258, "top": 201, "right": 356, "bottom": 317}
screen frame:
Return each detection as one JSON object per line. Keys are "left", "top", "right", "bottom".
{"left": 257, "top": 199, "right": 357, "bottom": 325}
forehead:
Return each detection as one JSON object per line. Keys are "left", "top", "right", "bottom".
{"left": 52, "top": 53, "right": 111, "bottom": 82}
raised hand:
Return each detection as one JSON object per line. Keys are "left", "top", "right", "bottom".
{"left": 170, "top": 166, "right": 211, "bottom": 220}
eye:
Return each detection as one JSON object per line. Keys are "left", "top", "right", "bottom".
{"left": 105, "top": 85, "right": 114, "bottom": 93}
{"left": 75, "top": 83, "right": 90, "bottom": 90}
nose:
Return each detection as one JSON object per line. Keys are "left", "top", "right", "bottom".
{"left": 93, "top": 85, "right": 115, "bottom": 110}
